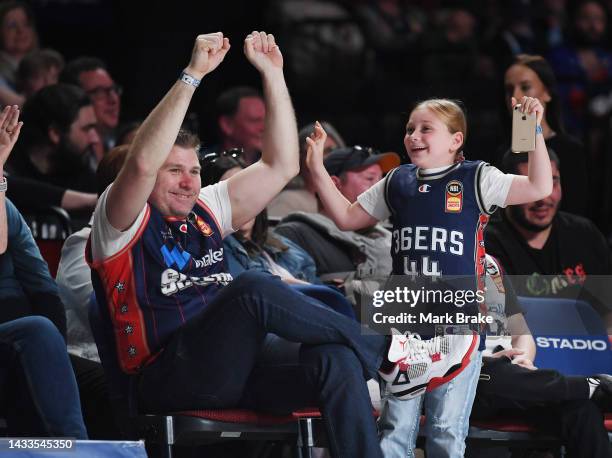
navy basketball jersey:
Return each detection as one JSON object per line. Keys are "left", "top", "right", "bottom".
{"left": 87, "top": 199, "right": 232, "bottom": 374}
{"left": 385, "top": 160, "right": 492, "bottom": 283}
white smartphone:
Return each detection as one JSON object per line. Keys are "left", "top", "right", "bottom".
{"left": 511, "top": 104, "right": 537, "bottom": 153}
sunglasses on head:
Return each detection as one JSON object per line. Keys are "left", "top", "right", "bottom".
{"left": 200, "top": 148, "right": 243, "bottom": 165}
{"left": 349, "top": 145, "right": 380, "bottom": 159}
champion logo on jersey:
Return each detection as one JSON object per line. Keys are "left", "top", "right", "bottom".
{"left": 445, "top": 180, "right": 463, "bottom": 213}
{"left": 418, "top": 184, "right": 431, "bottom": 193}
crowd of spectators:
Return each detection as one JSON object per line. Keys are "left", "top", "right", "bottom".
{"left": 1, "top": 1, "right": 612, "bottom": 457}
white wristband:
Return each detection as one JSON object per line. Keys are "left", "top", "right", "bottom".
{"left": 179, "top": 71, "right": 201, "bottom": 88}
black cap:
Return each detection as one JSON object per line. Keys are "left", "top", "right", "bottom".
{"left": 323, "top": 146, "right": 401, "bottom": 177}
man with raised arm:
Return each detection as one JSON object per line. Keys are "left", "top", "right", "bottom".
{"left": 87, "top": 32, "right": 463, "bottom": 458}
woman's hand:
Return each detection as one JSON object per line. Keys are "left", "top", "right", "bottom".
{"left": 0, "top": 105, "right": 23, "bottom": 169}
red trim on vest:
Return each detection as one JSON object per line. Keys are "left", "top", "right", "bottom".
{"left": 87, "top": 205, "right": 154, "bottom": 373}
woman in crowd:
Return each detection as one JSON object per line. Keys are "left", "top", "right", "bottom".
{"left": 0, "top": 1, "right": 38, "bottom": 106}
{"left": 502, "top": 53, "right": 590, "bottom": 217}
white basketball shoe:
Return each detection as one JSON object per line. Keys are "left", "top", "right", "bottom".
{"left": 378, "top": 329, "right": 479, "bottom": 400}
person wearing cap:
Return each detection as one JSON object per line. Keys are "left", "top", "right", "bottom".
{"left": 275, "top": 145, "right": 400, "bottom": 303}
{"left": 268, "top": 120, "right": 346, "bottom": 219}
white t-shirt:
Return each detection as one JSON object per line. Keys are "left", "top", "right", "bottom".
{"left": 56, "top": 223, "right": 99, "bottom": 362}
{"left": 90, "top": 181, "right": 234, "bottom": 262}
{"left": 357, "top": 164, "right": 514, "bottom": 220}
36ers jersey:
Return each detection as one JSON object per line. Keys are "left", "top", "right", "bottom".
{"left": 86, "top": 199, "right": 232, "bottom": 374}
{"left": 385, "top": 160, "right": 493, "bottom": 283}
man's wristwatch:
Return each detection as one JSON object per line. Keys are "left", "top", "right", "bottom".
{"left": 0, "top": 177, "right": 7, "bottom": 192}
{"left": 179, "top": 71, "right": 201, "bottom": 88}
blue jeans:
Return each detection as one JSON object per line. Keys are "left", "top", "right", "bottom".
{"left": 0, "top": 316, "right": 88, "bottom": 438}
{"left": 137, "top": 271, "right": 387, "bottom": 458}
{"left": 379, "top": 352, "right": 482, "bottom": 458}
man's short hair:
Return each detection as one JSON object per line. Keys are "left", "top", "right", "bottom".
{"left": 17, "top": 48, "right": 64, "bottom": 91}
{"left": 59, "top": 56, "right": 108, "bottom": 87}
{"left": 175, "top": 129, "right": 201, "bottom": 152}
{"left": 96, "top": 144, "right": 129, "bottom": 196}
{"left": 20, "top": 83, "right": 91, "bottom": 150}
{"left": 501, "top": 148, "right": 561, "bottom": 175}
{"left": 215, "top": 86, "right": 262, "bottom": 118}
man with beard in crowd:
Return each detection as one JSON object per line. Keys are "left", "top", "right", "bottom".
{"left": 485, "top": 149, "right": 612, "bottom": 333}
{"left": 7, "top": 83, "right": 100, "bottom": 229}
{"left": 60, "top": 57, "right": 121, "bottom": 158}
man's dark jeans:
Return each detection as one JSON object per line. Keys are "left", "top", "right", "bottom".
{"left": 137, "top": 271, "right": 387, "bottom": 458}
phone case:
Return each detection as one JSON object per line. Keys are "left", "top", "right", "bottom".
{"left": 511, "top": 105, "right": 536, "bottom": 153}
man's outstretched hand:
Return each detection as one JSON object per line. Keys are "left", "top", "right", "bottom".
{"left": 185, "top": 32, "right": 231, "bottom": 80}
{"left": 244, "top": 31, "right": 283, "bottom": 75}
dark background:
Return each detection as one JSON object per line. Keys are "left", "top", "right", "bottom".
{"left": 29, "top": 0, "right": 505, "bottom": 162}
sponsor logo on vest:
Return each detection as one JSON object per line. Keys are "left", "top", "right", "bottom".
{"left": 535, "top": 337, "right": 608, "bottom": 351}
{"left": 161, "top": 268, "right": 233, "bottom": 296}
{"left": 161, "top": 245, "right": 192, "bottom": 270}
{"left": 418, "top": 184, "right": 431, "bottom": 193}
{"left": 194, "top": 215, "right": 213, "bottom": 237}
{"left": 193, "top": 248, "right": 224, "bottom": 268}
{"left": 445, "top": 180, "right": 463, "bottom": 213}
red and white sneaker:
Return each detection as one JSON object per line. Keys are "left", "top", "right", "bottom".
{"left": 378, "top": 329, "right": 479, "bottom": 400}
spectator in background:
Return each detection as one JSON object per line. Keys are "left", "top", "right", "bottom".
{"left": 201, "top": 153, "right": 356, "bottom": 319}
{"left": 212, "top": 86, "right": 265, "bottom": 165}
{"left": 465, "top": 254, "right": 612, "bottom": 458}
{"left": 201, "top": 153, "right": 319, "bottom": 285}
{"left": 501, "top": 54, "right": 589, "bottom": 217}
{"left": 0, "top": 1, "right": 38, "bottom": 107}
{"left": 0, "top": 104, "right": 87, "bottom": 439}
{"left": 275, "top": 145, "right": 399, "bottom": 303}
{"left": 485, "top": 149, "right": 612, "bottom": 333}
{"left": 115, "top": 120, "right": 141, "bottom": 146}
{"left": 268, "top": 120, "right": 346, "bottom": 219}
{"left": 422, "top": 8, "right": 491, "bottom": 83}
{"left": 485, "top": 0, "right": 537, "bottom": 76}
{"left": 56, "top": 144, "right": 129, "bottom": 363}
{"left": 547, "top": 0, "right": 612, "bottom": 230}
{"left": 16, "top": 48, "right": 64, "bottom": 99}
{"left": 547, "top": 0, "right": 612, "bottom": 137}
{"left": 8, "top": 84, "right": 100, "bottom": 229}
{"left": 532, "top": 0, "right": 569, "bottom": 52}
{"left": 354, "top": 0, "right": 427, "bottom": 82}
{"left": 60, "top": 57, "right": 122, "bottom": 159}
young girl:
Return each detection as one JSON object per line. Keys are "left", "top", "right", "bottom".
{"left": 306, "top": 96, "right": 552, "bottom": 457}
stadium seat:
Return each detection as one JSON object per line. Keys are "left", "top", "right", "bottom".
{"left": 518, "top": 296, "right": 612, "bottom": 376}
{"left": 22, "top": 206, "right": 72, "bottom": 278}
{"left": 22, "top": 206, "right": 72, "bottom": 240}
